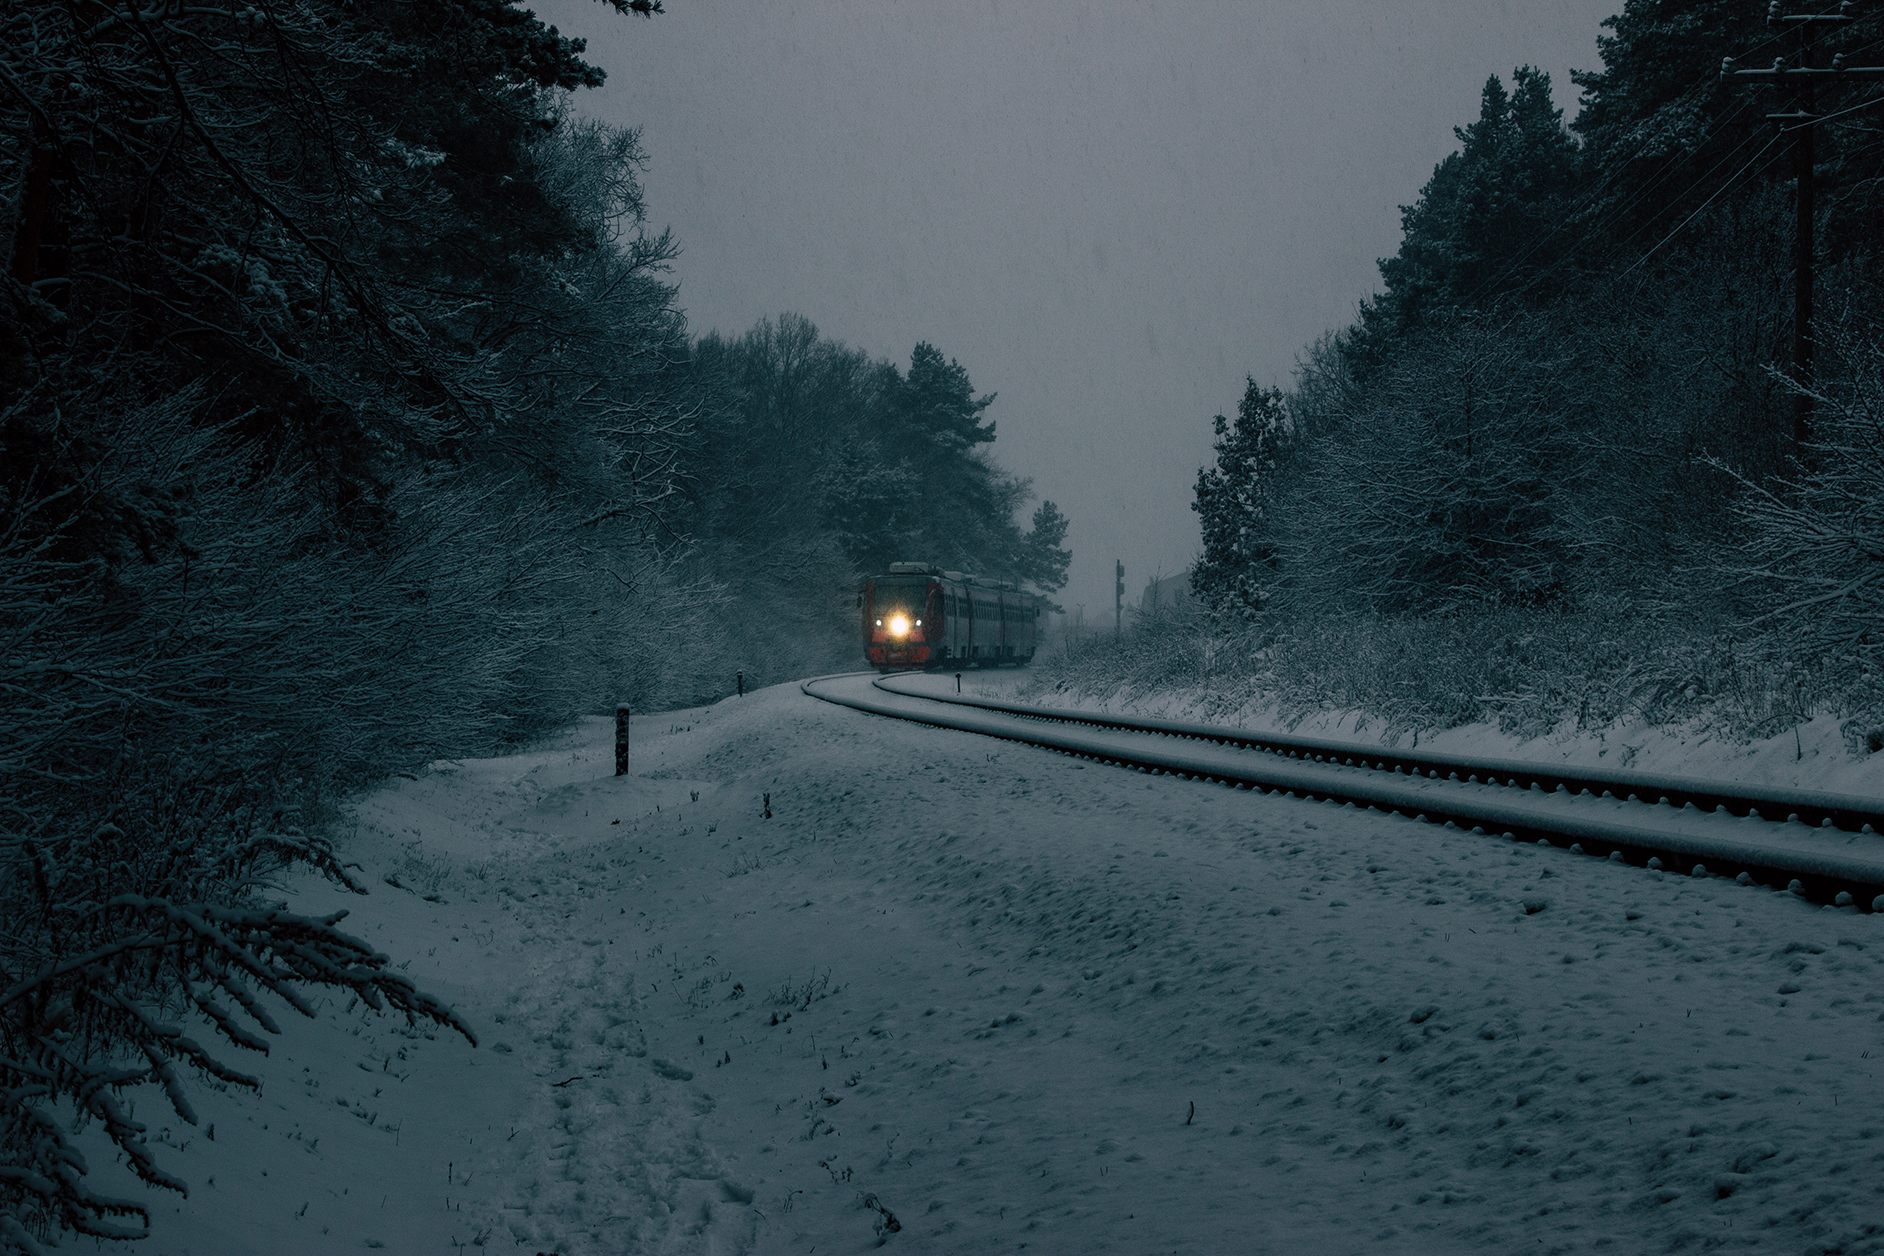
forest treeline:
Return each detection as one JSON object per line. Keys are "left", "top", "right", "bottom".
{"left": 1193, "top": 0, "right": 1884, "bottom": 668}
{"left": 0, "top": 0, "right": 1062, "bottom": 1243}
{"left": 679, "top": 318, "right": 1070, "bottom": 685}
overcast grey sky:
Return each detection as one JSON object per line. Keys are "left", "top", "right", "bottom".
{"left": 530, "top": 0, "right": 1619, "bottom": 624}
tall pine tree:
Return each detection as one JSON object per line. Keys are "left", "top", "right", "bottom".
{"left": 1191, "top": 379, "right": 1291, "bottom": 615}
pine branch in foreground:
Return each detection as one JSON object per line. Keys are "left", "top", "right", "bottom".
{"left": 1, "top": 793, "right": 473, "bottom": 1250}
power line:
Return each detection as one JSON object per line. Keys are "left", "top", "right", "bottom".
{"left": 1449, "top": 17, "right": 1840, "bottom": 309}
{"left": 1797, "top": 88, "right": 1884, "bottom": 126}
{"left": 1462, "top": 40, "right": 1881, "bottom": 313}
{"left": 1452, "top": 67, "right": 1779, "bottom": 310}
{"left": 1450, "top": 93, "right": 1742, "bottom": 305}
{"left": 1723, "top": 4, "right": 1884, "bottom": 442}
{"left": 1379, "top": 15, "right": 1883, "bottom": 375}
{"left": 1601, "top": 118, "right": 1773, "bottom": 253}
{"left": 1620, "top": 131, "right": 1789, "bottom": 274}
{"left": 1458, "top": 99, "right": 1773, "bottom": 309}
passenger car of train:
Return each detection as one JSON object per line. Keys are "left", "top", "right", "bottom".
{"left": 860, "top": 562, "right": 1041, "bottom": 671}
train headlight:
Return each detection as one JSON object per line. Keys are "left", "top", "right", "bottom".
{"left": 889, "top": 614, "right": 910, "bottom": 637}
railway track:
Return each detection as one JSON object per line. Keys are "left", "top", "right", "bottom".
{"left": 802, "top": 671, "right": 1884, "bottom": 908}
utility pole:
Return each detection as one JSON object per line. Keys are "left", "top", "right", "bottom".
{"left": 1115, "top": 560, "right": 1124, "bottom": 640}
{"left": 1723, "top": 1, "right": 1884, "bottom": 444}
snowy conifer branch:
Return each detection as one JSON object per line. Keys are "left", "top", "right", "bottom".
{"left": 3, "top": 843, "right": 475, "bottom": 1248}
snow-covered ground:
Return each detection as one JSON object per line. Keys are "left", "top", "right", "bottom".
{"left": 124, "top": 676, "right": 1884, "bottom": 1254}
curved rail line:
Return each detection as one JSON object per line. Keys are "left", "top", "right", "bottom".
{"left": 802, "top": 672, "right": 1884, "bottom": 908}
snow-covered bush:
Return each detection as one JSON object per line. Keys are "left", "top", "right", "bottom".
{"left": 1728, "top": 309, "right": 1884, "bottom": 660}
{"left": 1031, "top": 599, "right": 1835, "bottom": 744}
{"left": 2, "top": 0, "right": 697, "bottom": 1240}
{"left": 1711, "top": 306, "right": 1884, "bottom": 741}
{"left": 1280, "top": 313, "right": 1583, "bottom": 613}
{"left": 0, "top": 388, "right": 552, "bottom": 1249}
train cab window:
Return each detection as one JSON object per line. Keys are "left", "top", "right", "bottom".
{"left": 874, "top": 581, "right": 926, "bottom": 614}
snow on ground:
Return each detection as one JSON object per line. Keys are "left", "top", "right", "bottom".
{"left": 996, "top": 669, "right": 1884, "bottom": 801}
{"left": 126, "top": 676, "right": 1884, "bottom": 1254}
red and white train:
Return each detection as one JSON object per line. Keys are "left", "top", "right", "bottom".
{"left": 861, "top": 562, "right": 1041, "bottom": 671}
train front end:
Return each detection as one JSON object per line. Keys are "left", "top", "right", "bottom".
{"left": 862, "top": 565, "right": 939, "bottom": 671}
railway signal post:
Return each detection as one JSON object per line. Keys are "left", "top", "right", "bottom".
{"left": 1115, "top": 560, "right": 1124, "bottom": 640}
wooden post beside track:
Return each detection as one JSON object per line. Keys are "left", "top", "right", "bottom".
{"left": 615, "top": 704, "right": 630, "bottom": 776}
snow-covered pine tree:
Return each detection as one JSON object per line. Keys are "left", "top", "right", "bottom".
{"left": 1190, "top": 378, "right": 1292, "bottom": 615}
{"left": 1018, "top": 501, "right": 1072, "bottom": 600}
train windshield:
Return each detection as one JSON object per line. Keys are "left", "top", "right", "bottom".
{"left": 872, "top": 580, "right": 930, "bottom": 618}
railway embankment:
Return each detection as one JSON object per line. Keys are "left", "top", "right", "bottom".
{"left": 1006, "top": 677, "right": 1884, "bottom": 802}
{"left": 1007, "top": 614, "right": 1884, "bottom": 805}
{"left": 818, "top": 673, "right": 1884, "bottom": 905}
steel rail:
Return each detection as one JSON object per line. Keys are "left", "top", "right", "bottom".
{"left": 801, "top": 673, "right": 1884, "bottom": 906}
{"left": 872, "top": 674, "right": 1884, "bottom": 835}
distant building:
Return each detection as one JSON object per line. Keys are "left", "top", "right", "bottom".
{"left": 1135, "top": 570, "right": 1194, "bottom": 622}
